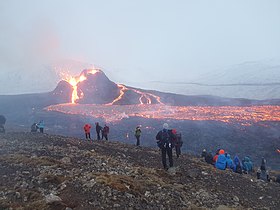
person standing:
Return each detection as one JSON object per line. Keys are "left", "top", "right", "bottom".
{"left": 173, "top": 129, "right": 183, "bottom": 158}
{"left": 102, "top": 124, "right": 109, "bottom": 140}
{"left": 156, "top": 123, "right": 175, "bottom": 170}
{"left": 84, "top": 123, "right": 91, "bottom": 140}
{"left": 257, "top": 157, "right": 270, "bottom": 181}
{"left": 37, "top": 120, "right": 45, "bottom": 133}
{"left": 95, "top": 122, "right": 102, "bottom": 140}
{"left": 134, "top": 126, "right": 141, "bottom": 146}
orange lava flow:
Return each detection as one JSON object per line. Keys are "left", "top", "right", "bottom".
{"left": 106, "top": 84, "right": 128, "bottom": 105}
{"left": 105, "top": 84, "right": 163, "bottom": 105}
{"left": 64, "top": 69, "right": 99, "bottom": 104}
{"left": 45, "top": 104, "right": 280, "bottom": 124}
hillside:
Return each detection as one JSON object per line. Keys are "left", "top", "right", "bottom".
{"left": 0, "top": 132, "right": 279, "bottom": 210}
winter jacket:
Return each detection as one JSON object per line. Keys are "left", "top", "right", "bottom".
{"left": 84, "top": 124, "right": 91, "bottom": 133}
{"left": 233, "top": 156, "right": 243, "bottom": 174}
{"left": 225, "top": 154, "right": 234, "bottom": 169}
{"left": 215, "top": 154, "right": 227, "bottom": 170}
{"left": 242, "top": 156, "right": 253, "bottom": 173}
{"left": 37, "top": 121, "right": 45, "bottom": 129}
{"left": 135, "top": 128, "right": 141, "bottom": 137}
{"left": 103, "top": 125, "right": 109, "bottom": 134}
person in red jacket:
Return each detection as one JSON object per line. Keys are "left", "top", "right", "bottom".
{"left": 84, "top": 124, "right": 91, "bottom": 140}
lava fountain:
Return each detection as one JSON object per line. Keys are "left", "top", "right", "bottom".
{"left": 64, "top": 69, "right": 99, "bottom": 104}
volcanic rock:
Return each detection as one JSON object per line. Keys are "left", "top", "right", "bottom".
{"left": 52, "top": 80, "right": 73, "bottom": 103}
{"left": 75, "top": 70, "right": 120, "bottom": 104}
{"left": 0, "top": 132, "right": 280, "bottom": 209}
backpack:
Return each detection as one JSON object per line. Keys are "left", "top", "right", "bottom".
{"left": 156, "top": 129, "right": 172, "bottom": 148}
{"left": 135, "top": 128, "right": 141, "bottom": 137}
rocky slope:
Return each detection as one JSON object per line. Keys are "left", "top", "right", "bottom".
{"left": 0, "top": 132, "right": 280, "bottom": 210}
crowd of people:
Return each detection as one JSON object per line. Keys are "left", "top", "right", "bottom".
{"left": 83, "top": 122, "right": 110, "bottom": 141}
{"left": 13, "top": 119, "right": 280, "bottom": 183}
{"left": 30, "top": 120, "right": 45, "bottom": 133}
{"left": 201, "top": 148, "right": 272, "bottom": 182}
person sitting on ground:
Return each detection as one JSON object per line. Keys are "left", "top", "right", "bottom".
{"left": 31, "top": 123, "right": 38, "bottom": 132}
{"left": 213, "top": 148, "right": 221, "bottom": 164}
{"left": 233, "top": 155, "right": 243, "bottom": 174}
{"left": 201, "top": 149, "right": 214, "bottom": 165}
{"left": 201, "top": 149, "right": 207, "bottom": 158}
{"left": 225, "top": 153, "right": 234, "bottom": 170}
{"left": 242, "top": 156, "right": 253, "bottom": 174}
{"left": 215, "top": 149, "right": 227, "bottom": 170}
{"left": 257, "top": 157, "right": 270, "bottom": 182}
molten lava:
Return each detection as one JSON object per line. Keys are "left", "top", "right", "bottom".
{"left": 64, "top": 69, "right": 99, "bottom": 104}
{"left": 55, "top": 69, "right": 280, "bottom": 125}
{"left": 45, "top": 104, "right": 280, "bottom": 125}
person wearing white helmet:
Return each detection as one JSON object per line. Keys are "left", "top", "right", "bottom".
{"left": 156, "top": 123, "right": 176, "bottom": 170}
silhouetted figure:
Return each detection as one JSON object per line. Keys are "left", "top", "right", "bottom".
{"left": 134, "top": 126, "right": 141, "bottom": 146}
{"left": 31, "top": 123, "right": 38, "bottom": 132}
{"left": 173, "top": 130, "right": 183, "bottom": 158}
{"left": 156, "top": 123, "right": 175, "bottom": 170}
{"left": 242, "top": 156, "right": 253, "bottom": 174}
{"left": 84, "top": 123, "right": 92, "bottom": 140}
{"left": 37, "top": 120, "right": 45, "bottom": 133}
{"left": 102, "top": 124, "right": 109, "bottom": 140}
{"left": 0, "top": 115, "right": 6, "bottom": 133}
{"left": 233, "top": 155, "right": 243, "bottom": 174}
{"left": 201, "top": 149, "right": 207, "bottom": 158}
{"left": 95, "top": 122, "right": 102, "bottom": 140}
{"left": 257, "top": 157, "right": 270, "bottom": 181}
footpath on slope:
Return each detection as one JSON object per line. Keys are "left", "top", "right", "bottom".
{"left": 0, "top": 132, "right": 279, "bottom": 210}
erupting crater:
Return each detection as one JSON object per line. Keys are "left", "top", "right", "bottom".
{"left": 54, "top": 69, "right": 163, "bottom": 105}
{"left": 47, "top": 69, "right": 280, "bottom": 125}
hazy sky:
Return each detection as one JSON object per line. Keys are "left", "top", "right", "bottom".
{"left": 0, "top": 0, "right": 280, "bottom": 94}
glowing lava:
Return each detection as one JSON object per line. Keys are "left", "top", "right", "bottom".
{"left": 106, "top": 84, "right": 163, "bottom": 105}
{"left": 64, "top": 69, "right": 99, "bottom": 104}
{"left": 45, "top": 104, "right": 280, "bottom": 125}
{"left": 106, "top": 84, "right": 128, "bottom": 105}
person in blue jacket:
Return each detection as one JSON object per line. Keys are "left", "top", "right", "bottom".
{"left": 233, "top": 155, "right": 242, "bottom": 174}
{"left": 242, "top": 156, "right": 253, "bottom": 174}
{"left": 37, "top": 120, "right": 45, "bottom": 133}
{"left": 225, "top": 153, "right": 234, "bottom": 169}
{"left": 215, "top": 149, "right": 227, "bottom": 170}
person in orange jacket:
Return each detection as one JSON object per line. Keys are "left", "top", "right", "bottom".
{"left": 84, "top": 124, "right": 92, "bottom": 140}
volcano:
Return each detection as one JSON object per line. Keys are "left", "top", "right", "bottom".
{"left": 53, "top": 69, "right": 120, "bottom": 104}
{"left": 52, "top": 69, "right": 163, "bottom": 105}
{"left": 51, "top": 69, "right": 280, "bottom": 106}
{"left": 1, "top": 68, "right": 280, "bottom": 170}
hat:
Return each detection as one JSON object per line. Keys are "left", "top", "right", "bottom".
{"left": 163, "top": 123, "right": 169, "bottom": 129}
{"left": 219, "top": 149, "right": 225, "bottom": 155}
